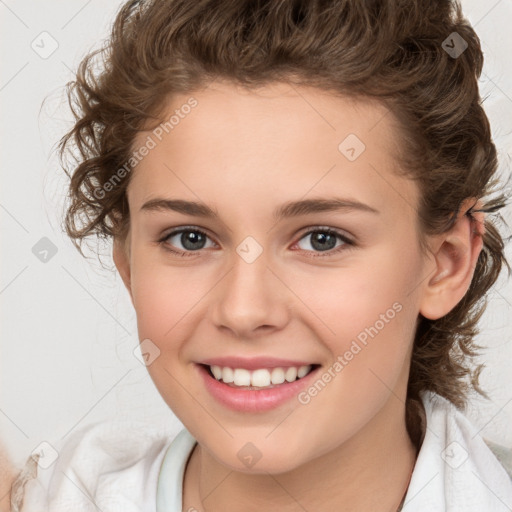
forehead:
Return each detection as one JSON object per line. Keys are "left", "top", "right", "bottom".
{"left": 128, "top": 81, "right": 418, "bottom": 220}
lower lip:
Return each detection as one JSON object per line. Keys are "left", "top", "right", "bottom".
{"left": 195, "top": 363, "right": 321, "bottom": 413}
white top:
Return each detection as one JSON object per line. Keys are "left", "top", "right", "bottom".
{"left": 16, "top": 390, "right": 512, "bottom": 511}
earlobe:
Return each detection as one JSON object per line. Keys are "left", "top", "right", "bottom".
{"left": 419, "top": 198, "right": 485, "bottom": 320}
{"left": 113, "top": 236, "right": 133, "bottom": 304}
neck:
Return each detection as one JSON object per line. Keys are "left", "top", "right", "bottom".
{"left": 183, "top": 394, "right": 419, "bottom": 512}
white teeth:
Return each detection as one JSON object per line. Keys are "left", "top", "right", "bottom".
{"left": 221, "top": 366, "right": 234, "bottom": 383}
{"left": 270, "top": 367, "right": 285, "bottom": 384}
{"left": 251, "top": 368, "right": 271, "bottom": 387}
{"left": 211, "top": 365, "right": 223, "bottom": 380}
{"left": 233, "top": 368, "right": 251, "bottom": 386}
{"left": 285, "top": 367, "right": 298, "bottom": 382}
{"left": 297, "top": 365, "right": 310, "bottom": 378}
{"left": 209, "top": 364, "right": 313, "bottom": 388}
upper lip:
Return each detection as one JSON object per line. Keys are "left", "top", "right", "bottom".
{"left": 198, "top": 356, "right": 318, "bottom": 371}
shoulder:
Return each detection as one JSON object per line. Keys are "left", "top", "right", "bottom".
{"left": 403, "top": 391, "right": 512, "bottom": 510}
{"left": 420, "top": 390, "right": 512, "bottom": 481}
{"left": 14, "top": 421, "right": 179, "bottom": 512}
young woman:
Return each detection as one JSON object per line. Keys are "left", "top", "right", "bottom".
{"left": 11, "top": 0, "right": 512, "bottom": 510}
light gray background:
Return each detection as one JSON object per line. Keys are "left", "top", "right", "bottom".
{"left": 1, "top": 0, "right": 511, "bottom": 469}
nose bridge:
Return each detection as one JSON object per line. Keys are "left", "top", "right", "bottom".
{"left": 211, "top": 237, "right": 290, "bottom": 337}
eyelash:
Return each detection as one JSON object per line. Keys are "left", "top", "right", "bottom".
{"left": 158, "top": 225, "right": 355, "bottom": 258}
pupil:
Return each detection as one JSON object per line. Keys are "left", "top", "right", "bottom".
{"left": 312, "top": 232, "right": 336, "bottom": 251}
{"left": 182, "top": 231, "right": 205, "bottom": 250}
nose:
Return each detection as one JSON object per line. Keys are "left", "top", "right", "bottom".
{"left": 210, "top": 247, "right": 292, "bottom": 340}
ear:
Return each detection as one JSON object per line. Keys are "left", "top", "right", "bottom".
{"left": 419, "top": 197, "right": 485, "bottom": 320}
{"left": 113, "top": 235, "right": 134, "bottom": 305}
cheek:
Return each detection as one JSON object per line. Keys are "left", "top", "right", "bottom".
{"left": 129, "top": 260, "right": 205, "bottom": 404}
{"left": 130, "top": 251, "right": 209, "bottom": 340}
{"left": 293, "top": 250, "right": 418, "bottom": 337}
{"left": 288, "top": 249, "right": 422, "bottom": 392}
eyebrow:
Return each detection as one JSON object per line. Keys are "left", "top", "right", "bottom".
{"left": 140, "top": 196, "right": 380, "bottom": 220}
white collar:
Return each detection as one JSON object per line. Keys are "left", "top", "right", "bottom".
{"left": 157, "top": 426, "right": 197, "bottom": 512}
{"left": 402, "top": 390, "right": 512, "bottom": 511}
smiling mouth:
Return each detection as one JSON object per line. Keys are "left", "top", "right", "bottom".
{"left": 201, "top": 363, "right": 321, "bottom": 390}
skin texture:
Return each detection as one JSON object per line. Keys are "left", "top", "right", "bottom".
{"left": 114, "top": 80, "right": 484, "bottom": 511}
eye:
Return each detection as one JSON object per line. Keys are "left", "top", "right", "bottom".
{"left": 293, "top": 227, "right": 354, "bottom": 257}
{"left": 158, "top": 225, "right": 355, "bottom": 258}
{"left": 159, "top": 227, "right": 216, "bottom": 256}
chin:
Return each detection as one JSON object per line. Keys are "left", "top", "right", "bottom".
{"left": 205, "top": 438, "right": 310, "bottom": 475}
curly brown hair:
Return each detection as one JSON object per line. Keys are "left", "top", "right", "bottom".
{"left": 58, "top": 0, "right": 510, "bottom": 448}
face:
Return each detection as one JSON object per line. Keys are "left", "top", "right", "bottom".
{"left": 117, "top": 80, "right": 431, "bottom": 473}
